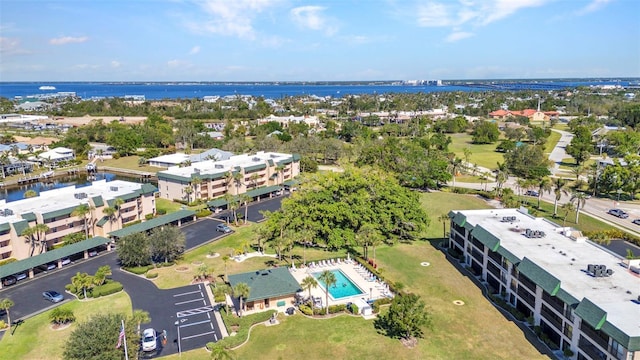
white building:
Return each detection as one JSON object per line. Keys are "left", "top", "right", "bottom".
{"left": 448, "top": 208, "right": 640, "bottom": 360}
{"left": 35, "top": 147, "right": 75, "bottom": 166}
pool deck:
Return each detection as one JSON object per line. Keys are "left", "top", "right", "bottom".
{"left": 289, "top": 259, "right": 392, "bottom": 308}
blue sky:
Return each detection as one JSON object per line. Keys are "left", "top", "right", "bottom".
{"left": 1, "top": 0, "right": 639, "bottom": 81}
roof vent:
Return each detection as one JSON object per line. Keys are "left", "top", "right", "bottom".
{"left": 110, "top": 186, "right": 119, "bottom": 191}
{"left": 587, "top": 264, "right": 613, "bottom": 277}
{"left": 252, "top": 157, "right": 261, "bottom": 162}
{"left": 215, "top": 164, "right": 224, "bottom": 169}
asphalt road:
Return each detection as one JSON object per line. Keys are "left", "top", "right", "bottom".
{"left": 0, "top": 195, "right": 285, "bottom": 353}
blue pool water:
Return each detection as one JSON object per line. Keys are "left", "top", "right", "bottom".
{"left": 313, "top": 270, "right": 364, "bottom": 299}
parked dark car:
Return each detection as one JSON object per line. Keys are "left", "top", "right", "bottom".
{"left": 632, "top": 219, "right": 640, "bottom": 226}
{"left": 608, "top": 209, "right": 629, "bottom": 219}
{"left": 2, "top": 275, "right": 17, "bottom": 286}
{"left": 525, "top": 190, "right": 539, "bottom": 197}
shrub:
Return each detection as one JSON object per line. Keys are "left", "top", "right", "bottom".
{"left": 0, "top": 258, "right": 16, "bottom": 266}
{"left": 125, "top": 265, "right": 154, "bottom": 275}
{"left": 50, "top": 307, "right": 76, "bottom": 325}
{"left": 372, "top": 297, "right": 392, "bottom": 313}
{"left": 156, "top": 208, "right": 167, "bottom": 215}
{"left": 145, "top": 272, "right": 158, "bottom": 279}
{"left": 563, "top": 348, "right": 574, "bottom": 357}
{"left": 145, "top": 213, "right": 154, "bottom": 220}
{"left": 328, "top": 304, "right": 346, "bottom": 314}
{"left": 298, "top": 304, "right": 314, "bottom": 316}
{"left": 350, "top": 303, "right": 359, "bottom": 314}
{"left": 90, "top": 281, "right": 123, "bottom": 298}
{"left": 0, "top": 320, "right": 6, "bottom": 329}
{"left": 195, "top": 209, "right": 212, "bottom": 218}
{"left": 123, "top": 220, "right": 142, "bottom": 228}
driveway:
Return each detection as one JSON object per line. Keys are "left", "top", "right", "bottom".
{"left": 214, "top": 194, "right": 286, "bottom": 223}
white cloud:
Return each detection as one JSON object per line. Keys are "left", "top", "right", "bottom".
{"left": 49, "top": 36, "right": 88, "bottom": 45}
{"left": 111, "top": 61, "right": 121, "bottom": 68}
{"left": 445, "top": 31, "right": 474, "bottom": 42}
{"left": 168, "top": 59, "right": 190, "bottom": 67}
{"left": 417, "top": 2, "right": 453, "bottom": 27}
{"left": 0, "top": 37, "right": 31, "bottom": 55}
{"left": 189, "top": 46, "right": 201, "bottom": 55}
{"left": 290, "top": 6, "right": 338, "bottom": 35}
{"left": 188, "top": 0, "right": 281, "bottom": 40}
{"left": 481, "top": 0, "right": 551, "bottom": 25}
{"left": 575, "top": 0, "right": 613, "bottom": 15}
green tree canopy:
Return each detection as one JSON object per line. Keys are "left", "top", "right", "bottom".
{"left": 471, "top": 121, "right": 500, "bottom": 144}
{"left": 63, "top": 313, "right": 137, "bottom": 360}
{"left": 374, "top": 293, "right": 432, "bottom": 341}
{"left": 149, "top": 226, "right": 186, "bottom": 263}
{"left": 504, "top": 144, "right": 551, "bottom": 179}
{"left": 116, "top": 232, "right": 152, "bottom": 268}
{"left": 261, "top": 167, "right": 428, "bottom": 251}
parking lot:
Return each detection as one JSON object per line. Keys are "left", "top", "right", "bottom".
{"left": 172, "top": 285, "right": 222, "bottom": 353}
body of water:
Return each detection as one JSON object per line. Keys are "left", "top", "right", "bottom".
{"left": 0, "top": 172, "right": 155, "bottom": 203}
{"left": 0, "top": 79, "right": 632, "bottom": 100}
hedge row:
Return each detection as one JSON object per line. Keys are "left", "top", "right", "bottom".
{"left": 92, "top": 281, "right": 123, "bottom": 297}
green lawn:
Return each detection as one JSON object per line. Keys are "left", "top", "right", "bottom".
{"left": 545, "top": 130, "right": 561, "bottom": 153}
{"left": 0, "top": 292, "right": 132, "bottom": 360}
{"left": 97, "top": 155, "right": 164, "bottom": 173}
{"left": 448, "top": 133, "right": 504, "bottom": 170}
{"left": 155, "top": 198, "right": 184, "bottom": 214}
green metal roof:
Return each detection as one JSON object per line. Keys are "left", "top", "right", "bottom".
{"left": 0, "top": 236, "right": 112, "bottom": 278}
{"left": 517, "top": 257, "right": 561, "bottom": 296}
{"left": 277, "top": 158, "right": 292, "bottom": 165}
{"left": 292, "top": 154, "right": 301, "bottom": 161}
{"left": 12, "top": 220, "right": 29, "bottom": 236}
{"left": 0, "top": 222, "right": 10, "bottom": 232}
{"left": 575, "top": 298, "right": 607, "bottom": 330}
{"left": 139, "top": 183, "right": 157, "bottom": 195}
{"left": 42, "top": 205, "right": 77, "bottom": 220}
{"left": 600, "top": 322, "right": 638, "bottom": 351}
{"left": 107, "top": 199, "right": 115, "bottom": 208}
{"left": 555, "top": 288, "right": 579, "bottom": 307}
{"left": 283, "top": 179, "right": 299, "bottom": 187}
{"left": 157, "top": 172, "right": 191, "bottom": 183}
{"left": 267, "top": 159, "right": 274, "bottom": 166}
{"left": 244, "top": 164, "right": 266, "bottom": 172}
{"left": 108, "top": 209, "right": 196, "bottom": 238}
{"left": 451, "top": 212, "right": 467, "bottom": 227}
{"left": 92, "top": 196, "right": 104, "bottom": 207}
{"left": 496, "top": 247, "right": 520, "bottom": 265}
{"left": 228, "top": 267, "right": 301, "bottom": 302}
{"left": 22, "top": 212, "right": 36, "bottom": 222}
{"left": 471, "top": 225, "right": 500, "bottom": 252}
{"left": 245, "top": 185, "right": 282, "bottom": 198}
{"left": 207, "top": 198, "right": 228, "bottom": 209}
{"left": 118, "top": 191, "right": 140, "bottom": 202}
{"left": 96, "top": 216, "right": 109, "bottom": 227}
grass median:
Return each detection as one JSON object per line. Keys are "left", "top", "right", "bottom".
{"left": 0, "top": 291, "right": 132, "bottom": 360}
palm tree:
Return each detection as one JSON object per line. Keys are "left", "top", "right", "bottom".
{"left": 209, "top": 344, "right": 235, "bottom": 360}
{"left": 536, "top": 177, "right": 553, "bottom": 209}
{"left": 370, "top": 234, "right": 383, "bottom": 266}
{"left": 301, "top": 276, "right": 318, "bottom": 303}
{"left": 494, "top": 161, "right": 509, "bottom": 196}
{"left": 222, "top": 255, "right": 230, "bottom": 281}
{"left": 0, "top": 298, "right": 15, "bottom": 334}
{"left": 233, "top": 283, "right": 250, "bottom": 317}
{"left": 113, "top": 197, "right": 125, "bottom": 226}
{"left": 318, "top": 270, "right": 337, "bottom": 316}
{"left": 72, "top": 203, "right": 94, "bottom": 240}
{"left": 560, "top": 202, "right": 575, "bottom": 226}
{"left": 22, "top": 223, "right": 50, "bottom": 255}
{"left": 355, "top": 223, "right": 378, "bottom": 260}
{"left": 249, "top": 173, "right": 260, "bottom": 189}
{"left": 71, "top": 272, "right": 95, "bottom": 299}
{"left": 102, "top": 206, "right": 117, "bottom": 234}
{"left": 449, "top": 157, "right": 463, "bottom": 188}
{"left": 224, "top": 193, "right": 239, "bottom": 225}
{"left": 191, "top": 176, "right": 202, "bottom": 201}
{"left": 571, "top": 191, "right": 588, "bottom": 224}
{"left": 131, "top": 309, "right": 151, "bottom": 335}
{"left": 239, "top": 194, "right": 251, "bottom": 225}
{"left": 232, "top": 171, "right": 243, "bottom": 195}
{"left": 274, "top": 165, "right": 285, "bottom": 186}
{"left": 438, "top": 214, "right": 450, "bottom": 239}
{"left": 571, "top": 164, "right": 585, "bottom": 182}
{"left": 94, "top": 265, "right": 111, "bottom": 286}
{"left": 297, "top": 228, "right": 314, "bottom": 265}
{"left": 552, "top": 177, "right": 569, "bottom": 216}
{"left": 184, "top": 186, "right": 193, "bottom": 203}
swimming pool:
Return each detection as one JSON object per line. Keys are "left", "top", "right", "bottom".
{"left": 313, "top": 269, "right": 365, "bottom": 299}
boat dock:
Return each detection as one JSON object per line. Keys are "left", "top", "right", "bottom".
{"left": 99, "top": 166, "right": 155, "bottom": 180}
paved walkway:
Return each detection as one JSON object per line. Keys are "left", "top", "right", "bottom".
{"left": 233, "top": 251, "right": 277, "bottom": 263}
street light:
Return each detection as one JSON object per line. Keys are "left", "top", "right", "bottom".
{"left": 617, "top": 189, "right": 623, "bottom": 202}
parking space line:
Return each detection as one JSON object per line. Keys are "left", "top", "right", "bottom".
{"left": 182, "top": 330, "right": 217, "bottom": 340}
{"left": 175, "top": 298, "right": 205, "bottom": 306}
{"left": 177, "top": 306, "right": 214, "bottom": 318}
{"left": 179, "top": 319, "right": 211, "bottom": 328}
{"left": 173, "top": 290, "right": 201, "bottom": 297}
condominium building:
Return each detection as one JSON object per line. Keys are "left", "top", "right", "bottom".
{"left": 448, "top": 208, "right": 639, "bottom": 360}
{"left": 156, "top": 151, "right": 300, "bottom": 203}
{"left": 0, "top": 179, "right": 157, "bottom": 261}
